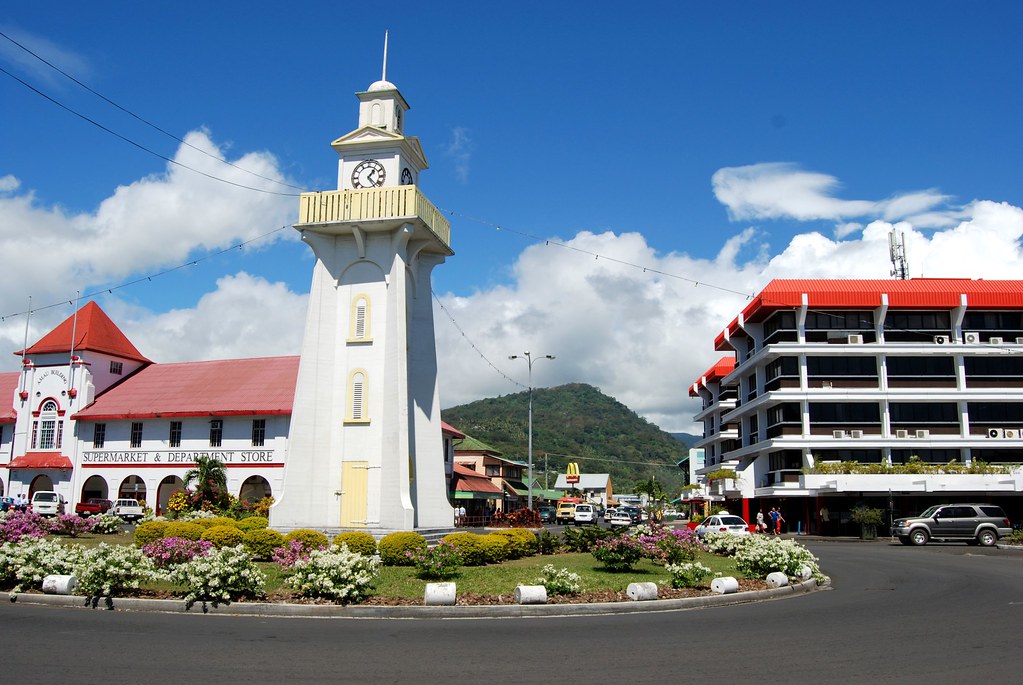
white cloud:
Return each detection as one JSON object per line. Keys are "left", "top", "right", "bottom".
{"left": 435, "top": 199, "right": 1023, "bottom": 432}
{"left": 712, "top": 162, "right": 954, "bottom": 227}
{"left": 0, "top": 26, "right": 93, "bottom": 88}
{"left": 444, "top": 127, "right": 473, "bottom": 183}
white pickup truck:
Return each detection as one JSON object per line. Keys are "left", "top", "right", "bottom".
{"left": 108, "top": 498, "right": 144, "bottom": 522}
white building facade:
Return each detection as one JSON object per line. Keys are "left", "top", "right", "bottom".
{"left": 690, "top": 279, "right": 1023, "bottom": 533}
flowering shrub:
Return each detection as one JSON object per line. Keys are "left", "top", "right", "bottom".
{"left": 180, "top": 509, "right": 217, "bottom": 522}
{"left": 406, "top": 541, "right": 462, "bottom": 579}
{"left": 634, "top": 524, "right": 701, "bottom": 564}
{"left": 89, "top": 513, "right": 125, "bottom": 534}
{"left": 166, "top": 491, "right": 191, "bottom": 515}
{"left": 272, "top": 539, "right": 310, "bottom": 568}
{"left": 536, "top": 564, "right": 581, "bottom": 595}
{"left": 170, "top": 544, "right": 265, "bottom": 610}
{"left": 0, "top": 510, "right": 50, "bottom": 543}
{"left": 664, "top": 561, "right": 712, "bottom": 588}
{"left": 0, "top": 537, "right": 85, "bottom": 593}
{"left": 732, "top": 536, "right": 824, "bottom": 580}
{"left": 284, "top": 529, "right": 329, "bottom": 552}
{"left": 488, "top": 508, "right": 541, "bottom": 528}
{"left": 591, "top": 535, "right": 644, "bottom": 571}
{"left": 702, "top": 532, "right": 749, "bottom": 557}
{"left": 284, "top": 544, "right": 381, "bottom": 604}
{"left": 142, "top": 536, "right": 213, "bottom": 568}
{"left": 48, "top": 514, "right": 95, "bottom": 538}
{"left": 74, "top": 543, "right": 156, "bottom": 598}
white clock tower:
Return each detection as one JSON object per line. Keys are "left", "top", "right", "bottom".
{"left": 271, "top": 54, "right": 454, "bottom": 532}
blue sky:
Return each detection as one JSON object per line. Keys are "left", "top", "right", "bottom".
{"left": 3, "top": 2, "right": 1023, "bottom": 431}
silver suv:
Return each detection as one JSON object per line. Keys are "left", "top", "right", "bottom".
{"left": 892, "top": 503, "right": 1011, "bottom": 546}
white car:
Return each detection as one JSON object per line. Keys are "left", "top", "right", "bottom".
{"left": 608, "top": 511, "right": 633, "bottom": 527}
{"left": 573, "top": 503, "right": 597, "bottom": 525}
{"left": 603, "top": 507, "right": 618, "bottom": 520}
{"left": 109, "top": 498, "right": 144, "bottom": 522}
{"left": 694, "top": 514, "right": 751, "bottom": 538}
{"left": 30, "top": 491, "right": 66, "bottom": 516}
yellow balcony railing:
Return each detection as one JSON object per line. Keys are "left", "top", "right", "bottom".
{"left": 297, "top": 187, "right": 450, "bottom": 247}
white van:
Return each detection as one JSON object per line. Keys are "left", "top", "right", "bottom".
{"left": 31, "top": 491, "right": 66, "bottom": 516}
{"left": 573, "top": 503, "right": 597, "bottom": 525}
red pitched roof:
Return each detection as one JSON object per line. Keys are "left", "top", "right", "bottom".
{"left": 689, "top": 356, "right": 736, "bottom": 396}
{"left": 73, "top": 356, "right": 299, "bottom": 420}
{"left": 441, "top": 421, "right": 465, "bottom": 438}
{"left": 715, "top": 278, "right": 1023, "bottom": 349}
{"left": 0, "top": 372, "right": 18, "bottom": 421}
{"left": 9, "top": 452, "right": 73, "bottom": 469}
{"left": 452, "top": 464, "right": 503, "bottom": 495}
{"left": 20, "top": 301, "right": 151, "bottom": 363}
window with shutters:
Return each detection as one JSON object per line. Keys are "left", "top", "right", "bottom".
{"left": 346, "top": 370, "right": 370, "bottom": 423}
{"left": 93, "top": 423, "right": 106, "bottom": 449}
{"left": 251, "top": 419, "right": 266, "bottom": 447}
{"left": 209, "top": 419, "right": 223, "bottom": 447}
{"left": 169, "top": 421, "right": 182, "bottom": 448}
{"left": 348, "top": 295, "right": 372, "bottom": 342}
{"left": 130, "top": 422, "right": 144, "bottom": 448}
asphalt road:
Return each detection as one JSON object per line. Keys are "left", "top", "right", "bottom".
{"left": 1, "top": 540, "right": 1021, "bottom": 684}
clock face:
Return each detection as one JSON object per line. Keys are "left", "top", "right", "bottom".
{"left": 400, "top": 168, "right": 413, "bottom": 185}
{"left": 351, "top": 159, "right": 386, "bottom": 188}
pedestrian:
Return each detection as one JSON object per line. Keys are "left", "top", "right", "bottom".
{"left": 819, "top": 505, "right": 830, "bottom": 535}
{"left": 775, "top": 509, "right": 785, "bottom": 535}
{"left": 458, "top": 504, "right": 466, "bottom": 527}
{"left": 769, "top": 507, "right": 781, "bottom": 535}
{"left": 756, "top": 509, "right": 766, "bottom": 534}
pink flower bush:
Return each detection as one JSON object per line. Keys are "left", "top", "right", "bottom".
{"left": 636, "top": 524, "right": 701, "bottom": 564}
{"left": 142, "top": 536, "right": 214, "bottom": 568}
{"left": 0, "top": 510, "right": 50, "bottom": 543}
{"left": 48, "top": 514, "right": 95, "bottom": 538}
{"left": 271, "top": 539, "right": 311, "bottom": 568}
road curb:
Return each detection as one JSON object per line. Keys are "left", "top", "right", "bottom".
{"left": 9, "top": 577, "right": 828, "bottom": 619}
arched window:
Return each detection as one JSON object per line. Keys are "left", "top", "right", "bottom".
{"left": 349, "top": 294, "right": 372, "bottom": 341}
{"left": 32, "top": 400, "right": 61, "bottom": 450}
{"left": 346, "top": 370, "right": 369, "bottom": 423}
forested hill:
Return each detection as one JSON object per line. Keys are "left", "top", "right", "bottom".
{"left": 441, "top": 383, "right": 689, "bottom": 493}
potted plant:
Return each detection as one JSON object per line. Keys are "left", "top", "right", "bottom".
{"left": 851, "top": 506, "right": 885, "bottom": 540}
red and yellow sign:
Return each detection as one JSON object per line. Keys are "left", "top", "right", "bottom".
{"left": 566, "top": 462, "right": 580, "bottom": 484}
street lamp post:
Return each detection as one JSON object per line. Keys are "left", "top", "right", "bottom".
{"left": 509, "top": 351, "right": 555, "bottom": 511}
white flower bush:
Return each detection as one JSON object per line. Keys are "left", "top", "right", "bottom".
{"left": 88, "top": 513, "right": 126, "bottom": 535}
{"left": 181, "top": 510, "right": 217, "bottom": 522}
{"left": 74, "top": 543, "right": 156, "bottom": 599}
{"left": 664, "top": 561, "right": 713, "bottom": 589}
{"left": 709, "top": 535, "right": 825, "bottom": 581}
{"left": 284, "top": 544, "right": 381, "bottom": 604}
{"left": 0, "top": 537, "right": 85, "bottom": 594}
{"left": 535, "top": 564, "right": 581, "bottom": 596}
{"left": 170, "top": 544, "right": 266, "bottom": 610}
{"left": 702, "top": 532, "right": 749, "bottom": 556}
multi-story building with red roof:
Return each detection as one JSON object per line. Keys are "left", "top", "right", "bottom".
{"left": 689, "top": 278, "right": 1023, "bottom": 536}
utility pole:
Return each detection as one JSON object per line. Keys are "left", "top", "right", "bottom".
{"left": 509, "top": 351, "right": 555, "bottom": 510}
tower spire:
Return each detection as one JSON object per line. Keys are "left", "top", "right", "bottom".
{"left": 382, "top": 30, "right": 389, "bottom": 82}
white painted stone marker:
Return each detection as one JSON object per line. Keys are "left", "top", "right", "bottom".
{"left": 424, "top": 582, "right": 457, "bottom": 605}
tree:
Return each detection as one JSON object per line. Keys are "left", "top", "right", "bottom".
{"left": 634, "top": 476, "right": 668, "bottom": 520}
{"left": 183, "top": 455, "right": 230, "bottom": 511}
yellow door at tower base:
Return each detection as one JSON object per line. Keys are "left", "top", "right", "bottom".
{"left": 340, "top": 461, "right": 368, "bottom": 528}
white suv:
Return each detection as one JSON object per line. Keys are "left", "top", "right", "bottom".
{"left": 31, "top": 491, "right": 66, "bottom": 516}
{"left": 573, "top": 503, "right": 597, "bottom": 525}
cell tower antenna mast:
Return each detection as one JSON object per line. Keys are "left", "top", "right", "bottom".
{"left": 889, "top": 228, "right": 908, "bottom": 280}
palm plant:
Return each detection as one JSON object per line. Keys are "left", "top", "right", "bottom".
{"left": 183, "top": 455, "right": 230, "bottom": 510}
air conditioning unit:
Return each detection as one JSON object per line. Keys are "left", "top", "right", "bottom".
{"left": 1004, "top": 428, "right": 1021, "bottom": 439}
{"left": 847, "top": 334, "right": 864, "bottom": 344}
{"left": 933, "top": 335, "right": 952, "bottom": 344}
{"left": 832, "top": 430, "right": 846, "bottom": 438}
{"left": 963, "top": 331, "right": 980, "bottom": 344}
{"left": 850, "top": 429, "right": 864, "bottom": 438}
{"left": 988, "top": 428, "right": 1005, "bottom": 439}
{"left": 989, "top": 337, "right": 1004, "bottom": 345}
{"left": 915, "top": 429, "right": 930, "bottom": 439}
{"left": 895, "top": 429, "right": 910, "bottom": 438}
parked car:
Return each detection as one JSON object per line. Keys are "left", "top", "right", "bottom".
{"left": 607, "top": 511, "right": 633, "bottom": 527}
{"left": 30, "top": 491, "right": 66, "bottom": 516}
{"left": 75, "top": 498, "right": 112, "bottom": 517}
{"left": 108, "top": 498, "right": 144, "bottom": 522}
{"left": 0, "top": 496, "right": 14, "bottom": 512}
{"left": 892, "top": 503, "right": 1012, "bottom": 546}
{"left": 694, "top": 514, "right": 751, "bottom": 539}
{"left": 573, "top": 503, "right": 597, "bottom": 525}
{"left": 537, "top": 505, "right": 556, "bottom": 524}
{"left": 603, "top": 507, "right": 618, "bottom": 521}
{"left": 620, "top": 506, "right": 646, "bottom": 523}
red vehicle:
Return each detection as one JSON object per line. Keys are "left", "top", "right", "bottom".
{"left": 74, "top": 498, "right": 112, "bottom": 516}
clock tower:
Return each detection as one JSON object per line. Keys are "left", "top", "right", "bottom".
{"left": 272, "top": 57, "right": 454, "bottom": 533}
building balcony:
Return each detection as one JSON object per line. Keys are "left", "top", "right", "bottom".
{"left": 801, "top": 472, "right": 1023, "bottom": 494}
{"left": 297, "top": 187, "right": 451, "bottom": 249}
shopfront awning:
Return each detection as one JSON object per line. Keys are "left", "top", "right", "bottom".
{"left": 452, "top": 465, "right": 503, "bottom": 499}
{"left": 8, "top": 452, "right": 73, "bottom": 469}
{"left": 503, "top": 480, "right": 529, "bottom": 497}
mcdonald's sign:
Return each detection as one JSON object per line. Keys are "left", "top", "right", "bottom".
{"left": 566, "top": 462, "right": 580, "bottom": 484}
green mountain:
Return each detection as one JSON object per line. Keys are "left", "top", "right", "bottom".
{"left": 442, "top": 383, "right": 690, "bottom": 495}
